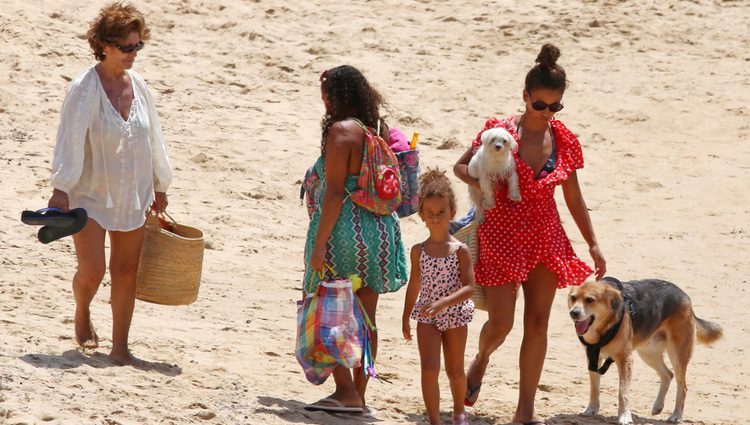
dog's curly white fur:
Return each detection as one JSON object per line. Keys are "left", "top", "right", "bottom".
{"left": 467, "top": 127, "right": 520, "bottom": 222}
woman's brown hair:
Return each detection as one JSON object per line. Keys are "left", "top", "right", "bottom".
{"left": 524, "top": 43, "right": 567, "bottom": 93}
{"left": 87, "top": 2, "right": 150, "bottom": 61}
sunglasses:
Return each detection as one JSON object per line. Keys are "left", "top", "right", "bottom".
{"left": 114, "top": 41, "right": 145, "bottom": 54}
{"left": 530, "top": 99, "right": 564, "bottom": 112}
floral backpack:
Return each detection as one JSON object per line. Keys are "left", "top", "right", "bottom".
{"left": 348, "top": 118, "right": 402, "bottom": 215}
{"left": 300, "top": 118, "right": 403, "bottom": 217}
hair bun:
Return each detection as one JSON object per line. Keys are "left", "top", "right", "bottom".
{"left": 535, "top": 43, "right": 561, "bottom": 69}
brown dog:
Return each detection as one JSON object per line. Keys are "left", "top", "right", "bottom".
{"left": 568, "top": 278, "right": 722, "bottom": 424}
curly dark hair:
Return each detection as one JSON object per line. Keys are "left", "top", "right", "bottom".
{"left": 418, "top": 168, "right": 457, "bottom": 217}
{"left": 524, "top": 43, "right": 567, "bottom": 94}
{"left": 87, "top": 2, "right": 150, "bottom": 61}
{"left": 319, "top": 65, "right": 385, "bottom": 155}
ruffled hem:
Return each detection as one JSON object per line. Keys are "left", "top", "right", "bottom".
{"left": 475, "top": 255, "right": 593, "bottom": 289}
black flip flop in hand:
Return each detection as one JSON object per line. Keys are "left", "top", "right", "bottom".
{"left": 21, "top": 207, "right": 88, "bottom": 244}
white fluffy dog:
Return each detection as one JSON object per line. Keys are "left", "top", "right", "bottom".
{"left": 467, "top": 127, "right": 520, "bottom": 222}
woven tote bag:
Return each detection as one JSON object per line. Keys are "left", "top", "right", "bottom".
{"left": 135, "top": 212, "right": 204, "bottom": 305}
{"left": 453, "top": 220, "right": 487, "bottom": 311}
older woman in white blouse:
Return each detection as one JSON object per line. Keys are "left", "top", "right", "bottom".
{"left": 47, "top": 2, "right": 171, "bottom": 365}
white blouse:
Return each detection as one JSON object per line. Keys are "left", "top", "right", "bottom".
{"left": 50, "top": 66, "right": 172, "bottom": 231}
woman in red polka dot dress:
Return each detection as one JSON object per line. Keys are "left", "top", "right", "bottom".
{"left": 453, "top": 43, "right": 607, "bottom": 425}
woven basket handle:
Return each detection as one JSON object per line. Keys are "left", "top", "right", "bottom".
{"left": 146, "top": 208, "right": 179, "bottom": 230}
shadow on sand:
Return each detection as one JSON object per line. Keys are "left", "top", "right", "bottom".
{"left": 19, "top": 349, "right": 182, "bottom": 376}
{"left": 547, "top": 412, "right": 697, "bottom": 424}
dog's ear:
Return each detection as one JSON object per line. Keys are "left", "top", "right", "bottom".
{"left": 607, "top": 286, "right": 623, "bottom": 314}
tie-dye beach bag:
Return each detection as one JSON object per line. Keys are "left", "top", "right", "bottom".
{"left": 295, "top": 273, "right": 377, "bottom": 385}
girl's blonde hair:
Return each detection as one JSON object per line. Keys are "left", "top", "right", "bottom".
{"left": 418, "top": 168, "right": 457, "bottom": 217}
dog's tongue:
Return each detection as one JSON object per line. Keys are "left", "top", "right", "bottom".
{"left": 575, "top": 318, "right": 592, "bottom": 335}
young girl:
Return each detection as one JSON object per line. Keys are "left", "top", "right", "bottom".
{"left": 402, "top": 169, "right": 475, "bottom": 425}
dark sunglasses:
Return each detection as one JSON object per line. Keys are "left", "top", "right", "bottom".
{"left": 531, "top": 99, "right": 564, "bottom": 112}
{"left": 114, "top": 41, "right": 145, "bottom": 54}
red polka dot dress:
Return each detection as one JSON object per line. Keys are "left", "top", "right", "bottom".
{"left": 471, "top": 116, "right": 593, "bottom": 289}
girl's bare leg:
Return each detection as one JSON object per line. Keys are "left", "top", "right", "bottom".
{"left": 418, "top": 322, "right": 442, "bottom": 425}
{"left": 442, "top": 325, "right": 468, "bottom": 419}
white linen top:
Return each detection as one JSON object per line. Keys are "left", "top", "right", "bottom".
{"left": 50, "top": 66, "right": 172, "bottom": 231}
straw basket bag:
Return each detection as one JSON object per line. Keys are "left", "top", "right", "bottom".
{"left": 453, "top": 220, "right": 487, "bottom": 311}
{"left": 135, "top": 211, "right": 204, "bottom": 305}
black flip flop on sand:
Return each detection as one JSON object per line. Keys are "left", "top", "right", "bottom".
{"left": 35, "top": 208, "right": 88, "bottom": 244}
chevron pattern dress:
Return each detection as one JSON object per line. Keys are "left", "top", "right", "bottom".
{"left": 303, "top": 156, "right": 408, "bottom": 295}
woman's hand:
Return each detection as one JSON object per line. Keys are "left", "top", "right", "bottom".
{"left": 589, "top": 244, "right": 607, "bottom": 280}
{"left": 310, "top": 244, "right": 326, "bottom": 272}
{"left": 420, "top": 300, "right": 447, "bottom": 318}
{"left": 151, "top": 191, "right": 168, "bottom": 213}
{"left": 402, "top": 317, "right": 412, "bottom": 341}
{"left": 48, "top": 189, "right": 69, "bottom": 212}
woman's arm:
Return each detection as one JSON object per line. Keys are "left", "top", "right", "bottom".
{"left": 309, "top": 122, "right": 354, "bottom": 272}
{"left": 402, "top": 244, "right": 422, "bottom": 340}
{"left": 420, "top": 244, "right": 476, "bottom": 317}
{"left": 49, "top": 71, "right": 98, "bottom": 202}
{"left": 562, "top": 171, "right": 606, "bottom": 280}
{"left": 453, "top": 147, "right": 480, "bottom": 188}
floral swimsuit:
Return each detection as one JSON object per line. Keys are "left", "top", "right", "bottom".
{"left": 411, "top": 243, "right": 474, "bottom": 332}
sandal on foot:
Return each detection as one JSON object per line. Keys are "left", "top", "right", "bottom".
{"left": 464, "top": 383, "right": 482, "bottom": 407}
{"left": 304, "top": 398, "right": 363, "bottom": 413}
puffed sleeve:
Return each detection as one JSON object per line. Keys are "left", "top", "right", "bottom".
{"left": 50, "top": 69, "right": 98, "bottom": 193}
{"left": 132, "top": 71, "right": 172, "bottom": 192}
{"left": 555, "top": 120, "right": 584, "bottom": 170}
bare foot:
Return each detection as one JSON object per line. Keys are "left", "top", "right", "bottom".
{"left": 512, "top": 415, "right": 547, "bottom": 425}
{"left": 109, "top": 349, "right": 142, "bottom": 367}
{"left": 74, "top": 308, "right": 98, "bottom": 349}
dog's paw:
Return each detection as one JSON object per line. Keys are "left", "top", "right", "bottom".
{"left": 666, "top": 413, "right": 682, "bottom": 423}
{"left": 508, "top": 192, "right": 522, "bottom": 202}
{"left": 581, "top": 405, "right": 599, "bottom": 416}
{"left": 617, "top": 411, "right": 633, "bottom": 425}
{"left": 651, "top": 401, "right": 664, "bottom": 415}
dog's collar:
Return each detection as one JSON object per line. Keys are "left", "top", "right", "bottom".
{"left": 577, "top": 277, "right": 635, "bottom": 375}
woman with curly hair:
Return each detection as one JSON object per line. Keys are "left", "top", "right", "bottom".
{"left": 303, "top": 65, "right": 407, "bottom": 413}
{"left": 47, "top": 2, "right": 172, "bottom": 365}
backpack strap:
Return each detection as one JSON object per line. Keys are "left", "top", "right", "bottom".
{"left": 347, "top": 117, "right": 379, "bottom": 136}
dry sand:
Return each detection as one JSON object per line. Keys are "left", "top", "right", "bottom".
{"left": 1, "top": 0, "right": 749, "bottom": 424}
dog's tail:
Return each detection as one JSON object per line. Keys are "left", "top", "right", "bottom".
{"left": 694, "top": 314, "right": 723, "bottom": 345}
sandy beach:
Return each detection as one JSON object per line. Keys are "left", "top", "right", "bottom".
{"left": 1, "top": 0, "right": 749, "bottom": 424}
